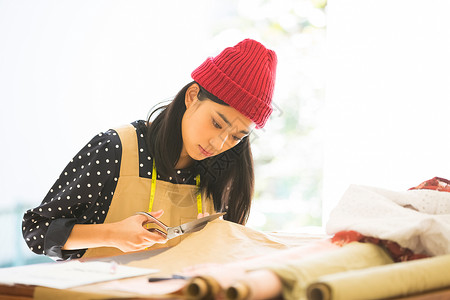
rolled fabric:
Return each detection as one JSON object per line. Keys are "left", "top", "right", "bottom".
{"left": 306, "top": 253, "right": 450, "bottom": 300}
{"left": 226, "top": 281, "right": 251, "bottom": 300}
{"left": 183, "top": 275, "right": 222, "bottom": 300}
{"left": 264, "top": 242, "right": 393, "bottom": 300}
{"left": 225, "top": 269, "right": 283, "bottom": 300}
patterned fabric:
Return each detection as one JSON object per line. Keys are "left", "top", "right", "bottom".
{"left": 331, "top": 230, "right": 428, "bottom": 262}
{"left": 409, "top": 177, "right": 450, "bottom": 192}
{"left": 331, "top": 177, "right": 450, "bottom": 262}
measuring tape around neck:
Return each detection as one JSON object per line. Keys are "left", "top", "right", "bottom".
{"left": 148, "top": 160, "right": 202, "bottom": 214}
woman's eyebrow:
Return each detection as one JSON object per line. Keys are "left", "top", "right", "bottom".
{"left": 216, "top": 112, "right": 250, "bottom": 135}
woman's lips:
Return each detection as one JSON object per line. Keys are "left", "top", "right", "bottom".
{"left": 199, "top": 145, "right": 213, "bottom": 157}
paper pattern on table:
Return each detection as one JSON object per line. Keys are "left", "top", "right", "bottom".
{"left": 0, "top": 260, "right": 157, "bottom": 289}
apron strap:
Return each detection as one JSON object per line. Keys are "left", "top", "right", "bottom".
{"left": 115, "top": 124, "right": 139, "bottom": 177}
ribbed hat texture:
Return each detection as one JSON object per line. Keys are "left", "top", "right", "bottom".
{"left": 191, "top": 39, "right": 277, "bottom": 128}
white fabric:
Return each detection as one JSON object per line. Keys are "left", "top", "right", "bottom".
{"left": 326, "top": 185, "right": 450, "bottom": 256}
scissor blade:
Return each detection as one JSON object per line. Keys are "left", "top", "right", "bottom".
{"left": 166, "top": 212, "right": 225, "bottom": 240}
{"left": 181, "top": 212, "right": 226, "bottom": 233}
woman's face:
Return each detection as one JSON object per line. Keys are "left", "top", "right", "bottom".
{"left": 181, "top": 84, "right": 255, "bottom": 162}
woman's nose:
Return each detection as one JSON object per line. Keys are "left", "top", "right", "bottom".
{"left": 210, "top": 134, "right": 229, "bottom": 152}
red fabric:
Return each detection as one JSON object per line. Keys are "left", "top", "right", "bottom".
{"left": 191, "top": 39, "right": 277, "bottom": 129}
{"left": 331, "top": 230, "right": 428, "bottom": 262}
{"left": 331, "top": 177, "right": 450, "bottom": 262}
{"left": 409, "top": 177, "right": 450, "bottom": 192}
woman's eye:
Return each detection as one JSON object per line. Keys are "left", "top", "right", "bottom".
{"left": 212, "top": 119, "right": 222, "bottom": 129}
{"left": 232, "top": 135, "right": 242, "bottom": 142}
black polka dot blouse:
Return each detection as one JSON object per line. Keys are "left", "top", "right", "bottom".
{"left": 22, "top": 120, "right": 196, "bottom": 261}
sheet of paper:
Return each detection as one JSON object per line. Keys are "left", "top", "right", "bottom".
{"left": 0, "top": 260, "right": 158, "bottom": 289}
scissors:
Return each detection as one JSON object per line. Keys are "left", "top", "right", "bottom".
{"left": 136, "top": 212, "right": 226, "bottom": 240}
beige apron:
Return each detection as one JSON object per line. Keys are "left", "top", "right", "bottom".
{"left": 82, "top": 124, "right": 215, "bottom": 259}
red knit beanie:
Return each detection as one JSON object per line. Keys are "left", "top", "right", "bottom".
{"left": 191, "top": 39, "right": 277, "bottom": 129}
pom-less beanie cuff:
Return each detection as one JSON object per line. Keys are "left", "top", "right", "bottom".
{"left": 191, "top": 39, "right": 277, "bottom": 129}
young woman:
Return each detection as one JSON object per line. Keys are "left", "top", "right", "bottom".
{"left": 22, "top": 38, "right": 277, "bottom": 260}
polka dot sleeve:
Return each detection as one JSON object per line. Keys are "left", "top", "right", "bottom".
{"left": 22, "top": 129, "right": 122, "bottom": 260}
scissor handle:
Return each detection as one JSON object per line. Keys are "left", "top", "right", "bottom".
{"left": 148, "top": 227, "right": 168, "bottom": 239}
{"left": 135, "top": 211, "right": 169, "bottom": 231}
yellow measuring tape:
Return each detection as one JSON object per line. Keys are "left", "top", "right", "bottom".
{"left": 149, "top": 160, "right": 202, "bottom": 214}
{"left": 148, "top": 160, "right": 158, "bottom": 213}
{"left": 195, "top": 174, "right": 202, "bottom": 214}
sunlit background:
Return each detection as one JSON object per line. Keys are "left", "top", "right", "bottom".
{"left": 1, "top": 0, "right": 449, "bottom": 267}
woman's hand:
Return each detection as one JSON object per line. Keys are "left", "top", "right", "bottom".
{"left": 63, "top": 210, "right": 168, "bottom": 252}
{"left": 106, "top": 209, "right": 168, "bottom": 252}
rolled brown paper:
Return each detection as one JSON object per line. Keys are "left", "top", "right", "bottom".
{"left": 226, "top": 281, "right": 251, "bottom": 300}
{"left": 306, "top": 253, "right": 450, "bottom": 300}
{"left": 183, "top": 276, "right": 222, "bottom": 300}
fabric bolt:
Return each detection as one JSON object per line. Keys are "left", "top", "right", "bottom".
{"left": 192, "top": 39, "right": 277, "bottom": 129}
{"left": 306, "top": 253, "right": 450, "bottom": 300}
{"left": 178, "top": 238, "right": 338, "bottom": 290}
{"left": 326, "top": 184, "right": 450, "bottom": 256}
{"left": 22, "top": 121, "right": 202, "bottom": 260}
{"left": 265, "top": 242, "right": 393, "bottom": 300}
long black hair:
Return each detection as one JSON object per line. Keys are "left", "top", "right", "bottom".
{"left": 146, "top": 81, "right": 254, "bottom": 225}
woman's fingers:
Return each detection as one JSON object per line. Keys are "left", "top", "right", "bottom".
{"left": 151, "top": 209, "right": 164, "bottom": 218}
{"left": 143, "top": 230, "right": 168, "bottom": 244}
{"left": 135, "top": 214, "right": 151, "bottom": 225}
{"left": 137, "top": 212, "right": 168, "bottom": 244}
{"left": 119, "top": 226, "right": 167, "bottom": 251}
{"left": 138, "top": 210, "right": 165, "bottom": 226}
{"left": 110, "top": 214, "right": 169, "bottom": 252}
{"left": 197, "top": 212, "right": 210, "bottom": 219}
